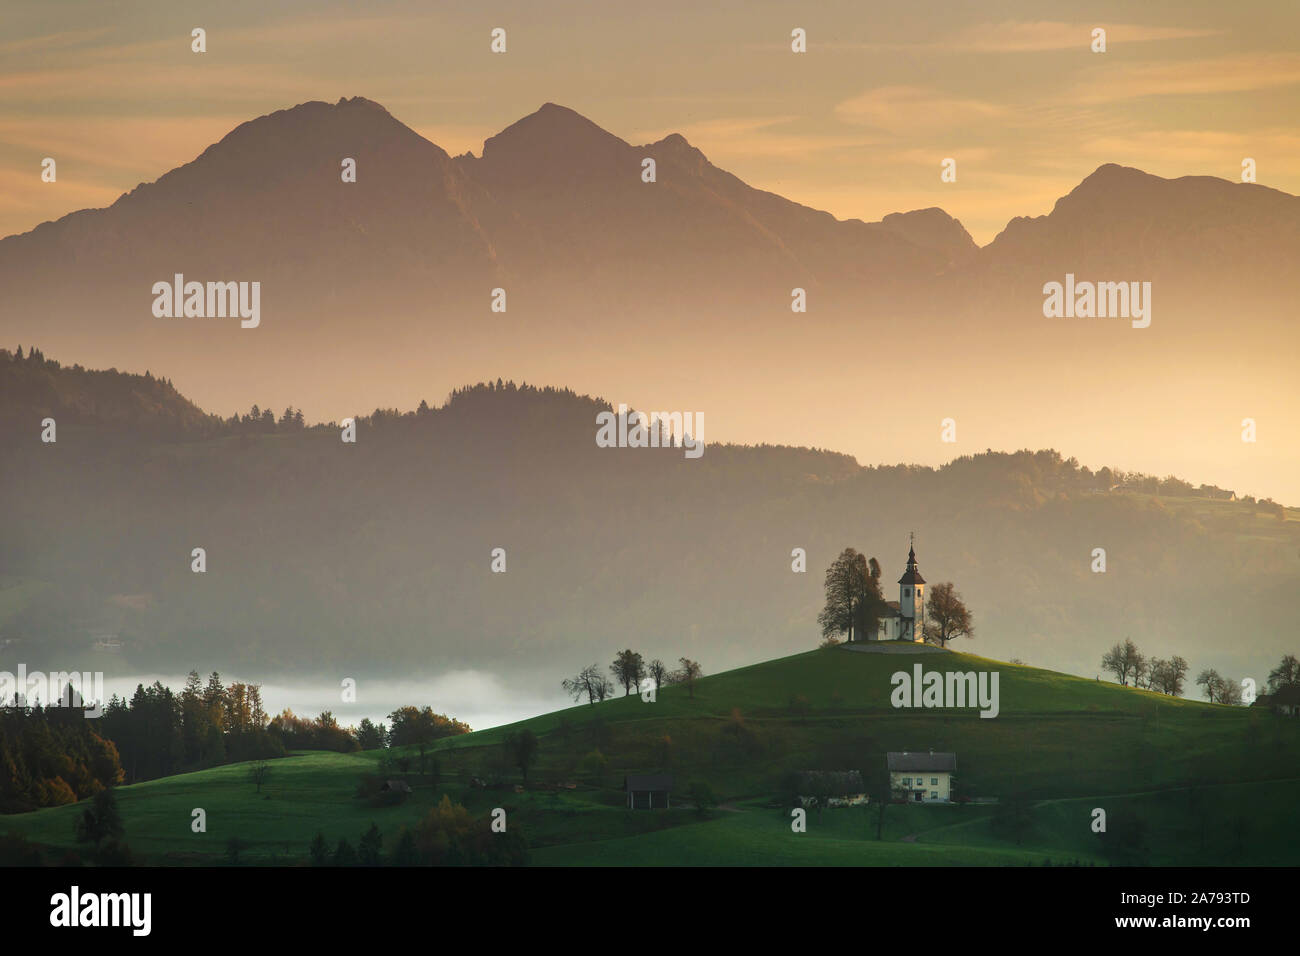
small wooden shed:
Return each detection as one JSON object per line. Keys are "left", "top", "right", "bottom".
{"left": 624, "top": 774, "right": 673, "bottom": 809}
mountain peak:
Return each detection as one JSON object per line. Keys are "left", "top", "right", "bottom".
{"left": 335, "top": 95, "right": 388, "bottom": 110}
{"left": 472, "top": 103, "right": 635, "bottom": 186}
{"left": 1070, "top": 163, "right": 1161, "bottom": 197}
{"left": 880, "top": 207, "right": 979, "bottom": 263}
{"left": 488, "top": 103, "right": 627, "bottom": 148}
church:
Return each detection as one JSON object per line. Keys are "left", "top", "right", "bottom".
{"left": 874, "top": 542, "right": 926, "bottom": 642}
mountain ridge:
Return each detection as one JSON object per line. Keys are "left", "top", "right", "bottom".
{"left": 6, "top": 99, "right": 1294, "bottom": 254}
{"left": 1, "top": 96, "right": 1295, "bottom": 510}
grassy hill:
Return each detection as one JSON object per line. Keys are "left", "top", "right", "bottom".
{"left": 5, "top": 645, "right": 1298, "bottom": 866}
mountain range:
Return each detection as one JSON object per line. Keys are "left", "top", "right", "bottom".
{"left": 6, "top": 97, "right": 1297, "bottom": 308}
{"left": 1, "top": 96, "right": 1297, "bottom": 503}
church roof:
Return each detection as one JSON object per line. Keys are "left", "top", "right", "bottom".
{"left": 897, "top": 545, "right": 926, "bottom": 585}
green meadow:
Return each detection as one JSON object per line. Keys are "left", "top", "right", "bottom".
{"left": 5, "top": 645, "right": 1299, "bottom": 865}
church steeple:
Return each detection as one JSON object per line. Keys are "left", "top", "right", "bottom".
{"left": 898, "top": 537, "right": 925, "bottom": 586}
{"left": 897, "top": 535, "right": 925, "bottom": 642}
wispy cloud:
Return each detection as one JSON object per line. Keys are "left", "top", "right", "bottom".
{"left": 834, "top": 86, "right": 1006, "bottom": 131}
{"left": 815, "top": 20, "right": 1220, "bottom": 53}
{"left": 1072, "top": 52, "right": 1300, "bottom": 103}
{"left": 0, "top": 26, "right": 118, "bottom": 56}
{"left": 922, "top": 20, "right": 1220, "bottom": 53}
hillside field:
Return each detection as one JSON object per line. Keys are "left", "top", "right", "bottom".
{"left": 4, "top": 646, "right": 1299, "bottom": 865}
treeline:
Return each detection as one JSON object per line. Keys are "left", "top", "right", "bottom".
{"left": 101, "top": 672, "right": 280, "bottom": 782}
{"left": 308, "top": 796, "right": 526, "bottom": 867}
{"left": 0, "top": 345, "right": 220, "bottom": 436}
{"left": 8, "top": 350, "right": 1287, "bottom": 522}
{"left": 275, "top": 705, "right": 470, "bottom": 755}
{"left": 225, "top": 404, "right": 306, "bottom": 432}
{"left": 89, "top": 672, "right": 471, "bottom": 787}
{"left": 891, "top": 447, "right": 1284, "bottom": 513}
{"left": 1101, "top": 641, "right": 1300, "bottom": 707}
{"left": 0, "top": 706, "right": 124, "bottom": 812}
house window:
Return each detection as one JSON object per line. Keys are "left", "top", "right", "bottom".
{"left": 930, "top": 791, "right": 938, "bottom": 799}
{"left": 903, "top": 778, "right": 911, "bottom": 786}
{"left": 931, "top": 777, "right": 938, "bottom": 786}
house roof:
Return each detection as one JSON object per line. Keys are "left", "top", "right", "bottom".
{"left": 1272, "top": 684, "right": 1300, "bottom": 705}
{"left": 888, "top": 751, "right": 956, "bottom": 772}
{"left": 624, "top": 774, "right": 673, "bottom": 791}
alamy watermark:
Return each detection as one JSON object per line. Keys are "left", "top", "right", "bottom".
{"left": 50, "top": 886, "right": 150, "bottom": 936}
{"left": 1042, "top": 273, "right": 1151, "bottom": 329}
{"left": 596, "top": 404, "right": 704, "bottom": 459}
{"left": 891, "top": 663, "right": 999, "bottom": 718}
{"left": 152, "top": 274, "right": 260, "bottom": 328}
{"left": 0, "top": 665, "right": 104, "bottom": 717}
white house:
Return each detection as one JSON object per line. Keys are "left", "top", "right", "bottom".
{"left": 888, "top": 751, "right": 956, "bottom": 803}
{"left": 875, "top": 542, "right": 926, "bottom": 642}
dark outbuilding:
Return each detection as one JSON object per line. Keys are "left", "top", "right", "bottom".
{"left": 624, "top": 774, "right": 673, "bottom": 809}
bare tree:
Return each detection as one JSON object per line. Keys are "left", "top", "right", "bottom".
{"left": 672, "top": 658, "right": 703, "bottom": 699}
{"left": 1131, "top": 652, "right": 1151, "bottom": 689}
{"left": 1146, "top": 656, "right": 1188, "bottom": 695}
{"left": 562, "top": 664, "right": 612, "bottom": 706}
{"left": 1102, "top": 639, "right": 1142, "bottom": 686}
{"left": 1196, "top": 668, "right": 1224, "bottom": 703}
{"left": 1166, "top": 656, "right": 1188, "bottom": 696}
{"left": 648, "top": 659, "right": 669, "bottom": 694}
{"left": 1219, "top": 678, "right": 1243, "bottom": 706}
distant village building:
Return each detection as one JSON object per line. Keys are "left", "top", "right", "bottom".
{"left": 90, "top": 629, "right": 122, "bottom": 651}
{"left": 876, "top": 542, "right": 926, "bottom": 643}
{"left": 380, "top": 779, "right": 411, "bottom": 794}
{"left": 1253, "top": 686, "right": 1300, "bottom": 717}
{"left": 888, "top": 751, "right": 956, "bottom": 803}
{"left": 796, "top": 770, "right": 867, "bottom": 808}
{"left": 624, "top": 774, "right": 673, "bottom": 809}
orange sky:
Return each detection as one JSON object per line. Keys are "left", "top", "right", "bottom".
{"left": 2, "top": 0, "right": 1299, "bottom": 244}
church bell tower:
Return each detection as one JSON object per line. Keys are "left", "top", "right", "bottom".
{"left": 898, "top": 536, "right": 926, "bottom": 643}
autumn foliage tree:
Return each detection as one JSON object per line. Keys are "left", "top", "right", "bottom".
{"left": 924, "top": 582, "right": 975, "bottom": 647}
{"left": 817, "top": 547, "right": 887, "bottom": 644}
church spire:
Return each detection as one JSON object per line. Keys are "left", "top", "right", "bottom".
{"left": 899, "top": 537, "right": 925, "bottom": 585}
